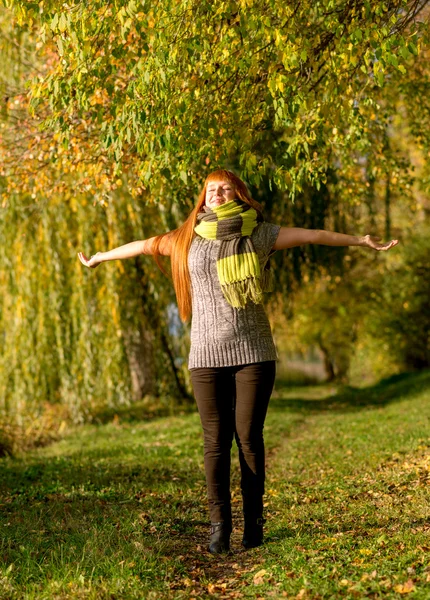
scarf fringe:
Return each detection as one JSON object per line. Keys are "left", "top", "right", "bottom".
{"left": 220, "top": 268, "right": 274, "bottom": 309}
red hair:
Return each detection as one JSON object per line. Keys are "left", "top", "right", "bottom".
{"left": 152, "top": 170, "right": 264, "bottom": 323}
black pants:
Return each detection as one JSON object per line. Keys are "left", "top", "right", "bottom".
{"left": 189, "top": 360, "right": 276, "bottom": 524}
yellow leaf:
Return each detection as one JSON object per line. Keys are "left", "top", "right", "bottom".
{"left": 394, "top": 580, "right": 415, "bottom": 594}
{"left": 253, "top": 569, "right": 267, "bottom": 585}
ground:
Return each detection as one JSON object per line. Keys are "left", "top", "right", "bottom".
{"left": 0, "top": 371, "right": 429, "bottom": 599}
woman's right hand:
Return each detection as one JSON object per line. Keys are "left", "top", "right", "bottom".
{"left": 77, "top": 251, "right": 103, "bottom": 269}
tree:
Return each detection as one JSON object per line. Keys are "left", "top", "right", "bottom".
{"left": 2, "top": 0, "right": 429, "bottom": 203}
{"left": 1, "top": 1, "right": 429, "bottom": 427}
{"left": 0, "top": 8, "right": 192, "bottom": 425}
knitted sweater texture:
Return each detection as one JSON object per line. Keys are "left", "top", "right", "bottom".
{"left": 188, "top": 221, "right": 281, "bottom": 369}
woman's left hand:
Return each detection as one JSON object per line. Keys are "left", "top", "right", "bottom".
{"left": 361, "top": 235, "right": 399, "bottom": 251}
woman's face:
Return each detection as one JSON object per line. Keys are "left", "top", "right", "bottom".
{"left": 205, "top": 179, "right": 236, "bottom": 209}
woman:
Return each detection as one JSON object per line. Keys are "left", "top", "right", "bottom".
{"left": 78, "top": 169, "right": 398, "bottom": 554}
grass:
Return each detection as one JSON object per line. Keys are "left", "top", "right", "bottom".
{"left": 0, "top": 370, "right": 429, "bottom": 599}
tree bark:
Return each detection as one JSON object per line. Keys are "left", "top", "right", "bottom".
{"left": 133, "top": 257, "right": 192, "bottom": 401}
{"left": 122, "top": 323, "right": 156, "bottom": 401}
{"left": 318, "top": 341, "right": 336, "bottom": 382}
{"left": 385, "top": 174, "right": 391, "bottom": 240}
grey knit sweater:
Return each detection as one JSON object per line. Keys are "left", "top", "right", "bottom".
{"left": 187, "top": 221, "right": 281, "bottom": 369}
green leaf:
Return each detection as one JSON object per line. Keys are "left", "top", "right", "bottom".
{"left": 399, "top": 46, "right": 411, "bottom": 60}
{"left": 408, "top": 42, "right": 418, "bottom": 56}
{"left": 50, "top": 13, "right": 59, "bottom": 31}
{"left": 56, "top": 36, "right": 64, "bottom": 56}
{"left": 58, "top": 13, "right": 67, "bottom": 33}
{"left": 388, "top": 54, "right": 398, "bottom": 67}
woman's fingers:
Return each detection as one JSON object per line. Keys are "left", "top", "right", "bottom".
{"left": 376, "top": 239, "right": 399, "bottom": 251}
{"left": 78, "top": 251, "right": 102, "bottom": 268}
{"left": 364, "top": 234, "right": 399, "bottom": 251}
{"left": 78, "top": 252, "right": 91, "bottom": 266}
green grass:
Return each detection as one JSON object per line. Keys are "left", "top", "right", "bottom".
{"left": 0, "top": 371, "right": 429, "bottom": 599}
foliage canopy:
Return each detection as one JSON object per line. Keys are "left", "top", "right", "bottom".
{"left": 3, "top": 0, "right": 430, "bottom": 203}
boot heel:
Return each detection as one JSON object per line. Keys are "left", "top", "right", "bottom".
{"left": 242, "top": 517, "right": 266, "bottom": 549}
{"left": 208, "top": 522, "right": 231, "bottom": 554}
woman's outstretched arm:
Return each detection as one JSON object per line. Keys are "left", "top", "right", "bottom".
{"left": 78, "top": 233, "right": 174, "bottom": 269}
{"left": 272, "top": 227, "right": 399, "bottom": 252}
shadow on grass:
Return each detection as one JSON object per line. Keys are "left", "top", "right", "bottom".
{"left": 0, "top": 447, "right": 210, "bottom": 576}
{"left": 89, "top": 370, "right": 430, "bottom": 426}
{"left": 90, "top": 395, "right": 196, "bottom": 425}
{"left": 0, "top": 449, "right": 270, "bottom": 593}
{"left": 271, "top": 369, "right": 430, "bottom": 415}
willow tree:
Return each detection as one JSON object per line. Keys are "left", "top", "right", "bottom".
{"left": 0, "top": 8, "right": 190, "bottom": 428}
{"left": 1, "top": 0, "right": 430, "bottom": 423}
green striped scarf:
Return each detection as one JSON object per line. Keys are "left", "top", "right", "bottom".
{"left": 194, "top": 199, "right": 274, "bottom": 308}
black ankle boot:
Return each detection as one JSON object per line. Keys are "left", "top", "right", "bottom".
{"left": 208, "top": 522, "right": 231, "bottom": 554}
{"left": 242, "top": 516, "right": 266, "bottom": 549}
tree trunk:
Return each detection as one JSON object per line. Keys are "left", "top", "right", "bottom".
{"left": 385, "top": 174, "right": 391, "bottom": 240}
{"left": 122, "top": 323, "right": 156, "bottom": 401}
{"left": 133, "top": 257, "right": 192, "bottom": 401}
{"left": 318, "top": 341, "right": 336, "bottom": 382}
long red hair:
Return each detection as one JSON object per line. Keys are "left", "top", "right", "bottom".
{"left": 152, "top": 170, "right": 264, "bottom": 323}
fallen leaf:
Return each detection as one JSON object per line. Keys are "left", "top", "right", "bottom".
{"left": 394, "top": 579, "right": 415, "bottom": 594}
{"left": 253, "top": 569, "right": 267, "bottom": 585}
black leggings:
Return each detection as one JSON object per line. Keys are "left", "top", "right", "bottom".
{"left": 189, "top": 360, "right": 276, "bottom": 524}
